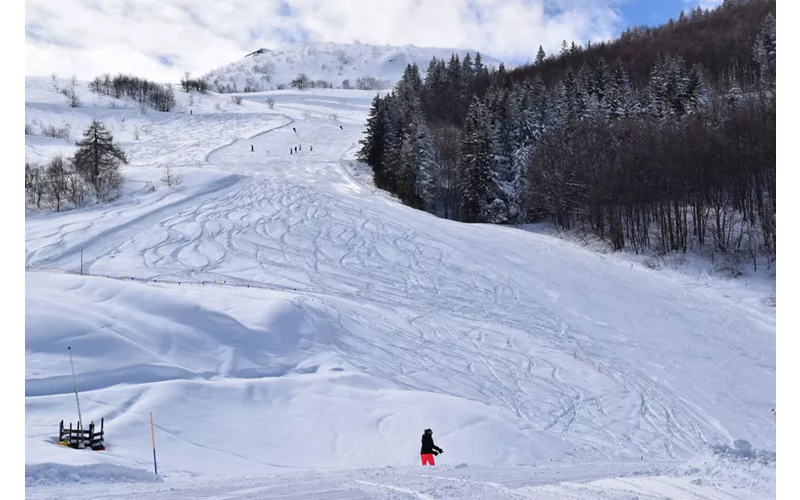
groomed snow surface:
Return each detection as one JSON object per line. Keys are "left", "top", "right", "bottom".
{"left": 25, "top": 75, "right": 776, "bottom": 499}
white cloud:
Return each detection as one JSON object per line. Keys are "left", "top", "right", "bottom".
{"left": 26, "top": 0, "right": 623, "bottom": 81}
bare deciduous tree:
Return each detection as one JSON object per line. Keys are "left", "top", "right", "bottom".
{"left": 161, "top": 164, "right": 182, "bottom": 187}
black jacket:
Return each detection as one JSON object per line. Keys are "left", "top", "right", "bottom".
{"left": 420, "top": 433, "right": 442, "bottom": 455}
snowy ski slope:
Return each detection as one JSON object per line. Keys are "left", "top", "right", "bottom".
{"left": 25, "top": 75, "right": 776, "bottom": 499}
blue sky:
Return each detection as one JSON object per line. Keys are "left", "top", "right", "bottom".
{"left": 616, "top": 0, "right": 708, "bottom": 29}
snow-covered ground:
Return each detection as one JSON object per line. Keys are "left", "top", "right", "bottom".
{"left": 201, "top": 42, "right": 506, "bottom": 93}
{"left": 25, "top": 75, "right": 776, "bottom": 499}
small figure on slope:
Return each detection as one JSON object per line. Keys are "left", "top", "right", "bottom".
{"left": 251, "top": 145, "right": 254, "bottom": 152}
{"left": 420, "top": 428, "right": 443, "bottom": 466}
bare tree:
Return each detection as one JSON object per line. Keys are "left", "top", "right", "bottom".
{"left": 291, "top": 73, "right": 310, "bottom": 90}
{"left": 45, "top": 155, "right": 69, "bottom": 211}
{"left": 430, "top": 122, "right": 463, "bottom": 219}
{"left": 25, "top": 163, "right": 46, "bottom": 208}
{"left": 61, "top": 74, "right": 81, "bottom": 107}
{"left": 161, "top": 164, "right": 182, "bottom": 187}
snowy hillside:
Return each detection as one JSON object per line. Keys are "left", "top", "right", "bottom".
{"left": 25, "top": 74, "right": 775, "bottom": 499}
{"left": 201, "top": 42, "right": 506, "bottom": 93}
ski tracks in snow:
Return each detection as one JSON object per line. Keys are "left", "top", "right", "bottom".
{"left": 25, "top": 90, "right": 775, "bottom": 464}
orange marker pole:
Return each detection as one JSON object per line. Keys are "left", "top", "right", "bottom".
{"left": 150, "top": 412, "right": 158, "bottom": 475}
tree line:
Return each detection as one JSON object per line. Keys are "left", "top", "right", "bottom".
{"left": 358, "top": 3, "right": 776, "bottom": 271}
{"left": 88, "top": 73, "right": 176, "bottom": 112}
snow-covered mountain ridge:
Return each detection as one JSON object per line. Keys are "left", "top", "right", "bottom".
{"left": 202, "top": 41, "right": 507, "bottom": 92}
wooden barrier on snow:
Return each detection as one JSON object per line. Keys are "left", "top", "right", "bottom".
{"left": 58, "top": 418, "right": 105, "bottom": 450}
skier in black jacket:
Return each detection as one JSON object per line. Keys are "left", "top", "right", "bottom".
{"left": 420, "top": 428, "right": 442, "bottom": 466}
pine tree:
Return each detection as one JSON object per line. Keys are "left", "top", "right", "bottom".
{"left": 548, "top": 80, "right": 568, "bottom": 131}
{"left": 486, "top": 87, "right": 516, "bottom": 222}
{"left": 562, "top": 68, "right": 584, "bottom": 125}
{"left": 560, "top": 40, "right": 569, "bottom": 57}
{"left": 535, "top": 45, "right": 546, "bottom": 66}
{"left": 474, "top": 52, "right": 486, "bottom": 81}
{"left": 684, "top": 64, "right": 710, "bottom": 114}
{"left": 446, "top": 54, "right": 463, "bottom": 122}
{"left": 753, "top": 13, "right": 776, "bottom": 84}
{"left": 593, "top": 59, "right": 610, "bottom": 103}
{"left": 382, "top": 93, "right": 403, "bottom": 194}
{"left": 358, "top": 95, "right": 388, "bottom": 182}
{"left": 412, "top": 115, "right": 438, "bottom": 210}
{"left": 459, "top": 98, "right": 493, "bottom": 222}
{"left": 646, "top": 58, "right": 671, "bottom": 122}
{"left": 72, "top": 120, "right": 126, "bottom": 200}
{"left": 423, "top": 58, "right": 449, "bottom": 122}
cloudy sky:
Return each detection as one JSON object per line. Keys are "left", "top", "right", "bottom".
{"left": 25, "top": 0, "right": 723, "bottom": 82}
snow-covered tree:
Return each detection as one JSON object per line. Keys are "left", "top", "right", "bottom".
{"left": 753, "top": 13, "right": 776, "bottom": 84}
{"left": 459, "top": 98, "right": 494, "bottom": 222}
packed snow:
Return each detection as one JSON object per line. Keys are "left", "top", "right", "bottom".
{"left": 201, "top": 42, "right": 506, "bottom": 93}
{"left": 25, "top": 71, "right": 776, "bottom": 499}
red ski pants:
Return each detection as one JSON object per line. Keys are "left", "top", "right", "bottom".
{"left": 421, "top": 454, "right": 435, "bottom": 466}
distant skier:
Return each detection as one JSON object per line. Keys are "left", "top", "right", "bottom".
{"left": 310, "top": 145, "right": 313, "bottom": 152}
{"left": 251, "top": 145, "right": 254, "bottom": 152}
{"left": 293, "top": 127, "right": 297, "bottom": 133}
{"left": 299, "top": 145, "right": 302, "bottom": 151}
{"left": 290, "top": 148, "right": 293, "bottom": 155}
{"left": 294, "top": 146, "right": 298, "bottom": 153}
{"left": 420, "top": 429, "right": 443, "bottom": 466}
{"left": 339, "top": 125, "right": 343, "bottom": 130}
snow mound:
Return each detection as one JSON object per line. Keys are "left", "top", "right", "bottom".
{"left": 25, "top": 463, "right": 161, "bottom": 486}
{"left": 668, "top": 440, "right": 776, "bottom": 497}
{"left": 25, "top": 272, "right": 340, "bottom": 397}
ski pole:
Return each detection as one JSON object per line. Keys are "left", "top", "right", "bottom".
{"left": 150, "top": 412, "right": 158, "bottom": 475}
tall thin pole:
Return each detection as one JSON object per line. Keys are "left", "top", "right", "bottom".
{"left": 80, "top": 250, "right": 83, "bottom": 275}
{"left": 67, "top": 346, "right": 83, "bottom": 432}
{"left": 150, "top": 412, "right": 158, "bottom": 475}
